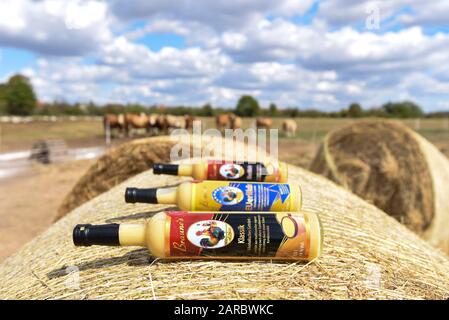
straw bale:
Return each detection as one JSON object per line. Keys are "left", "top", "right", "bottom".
{"left": 1, "top": 162, "right": 449, "bottom": 299}
{"left": 310, "top": 120, "right": 449, "bottom": 252}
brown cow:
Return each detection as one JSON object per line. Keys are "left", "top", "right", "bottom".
{"left": 147, "top": 113, "right": 159, "bottom": 135}
{"left": 153, "top": 114, "right": 185, "bottom": 134}
{"left": 103, "top": 113, "right": 127, "bottom": 137}
{"left": 282, "top": 119, "right": 298, "bottom": 137}
{"left": 153, "top": 114, "right": 168, "bottom": 133}
{"left": 184, "top": 115, "right": 196, "bottom": 131}
{"left": 216, "top": 114, "right": 231, "bottom": 131}
{"left": 216, "top": 113, "right": 241, "bottom": 131}
{"left": 256, "top": 117, "right": 273, "bottom": 129}
{"left": 125, "top": 113, "right": 151, "bottom": 136}
{"left": 229, "top": 114, "right": 242, "bottom": 129}
{"left": 166, "top": 115, "right": 184, "bottom": 130}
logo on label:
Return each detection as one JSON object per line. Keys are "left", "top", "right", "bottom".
{"left": 212, "top": 186, "right": 244, "bottom": 205}
{"left": 219, "top": 164, "right": 244, "bottom": 179}
{"left": 187, "top": 220, "right": 234, "bottom": 249}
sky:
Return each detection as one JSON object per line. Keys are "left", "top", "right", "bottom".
{"left": 0, "top": 0, "right": 449, "bottom": 111}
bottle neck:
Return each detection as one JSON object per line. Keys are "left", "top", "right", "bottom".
{"left": 156, "top": 187, "right": 178, "bottom": 204}
{"left": 177, "top": 164, "right": 193, "bottom": 177}
{"left": 118, "top": 224, "right": 146, "bottom": 247}
{"left": 72, "top": 224, "right": 147, "bottom": 248}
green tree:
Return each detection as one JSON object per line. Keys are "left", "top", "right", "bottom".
{"left": 235, "top": 95, "right": 260, "bottom": 117}
{"left": 347, "top": 102, "right": 363, "bottom": 118}
{"left": 201, "top": 103, "right": 214, "bottom": 116}
{"left": 287, "top": 108, "right": 299, "bottom": 118}
{"left": 0, "top": 84, "right": 7, "bottom": 115}
{"left": 268, "top": 102, "right": 278, "bottom": 116}
{"left": 5, "top": 74, "right": 37, "bottom": 115}
{"left": 104, "top": 103, "right": 125, "bottom": 114}
{"left": 382, "top": 101, "right": 423, "bottom": 118}
{"left": 126, "top": 103, "right": 147, "bottom": 114}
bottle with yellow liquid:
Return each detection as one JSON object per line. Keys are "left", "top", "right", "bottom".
{"left": 153, "top": 160, "right": 288, "bottom": 182}
{"left": 125, "top": 181, "right": 302, "bottom": 212}
{"left": 73, "top": 211, "right": 323, "bottom": 261}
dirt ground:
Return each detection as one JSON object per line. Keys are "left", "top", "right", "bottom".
{"left": 0, "top": 159, "right": 95, "bottom": 261}
{"left": 0, "top": 117, "right": 448, "bottom": 262}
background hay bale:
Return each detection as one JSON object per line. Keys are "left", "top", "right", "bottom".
{"left": 56, "top": 135, "right": 262, "bottom": 221}
{"left": 309, "top": 119, "right": 449, "bottom": 252}
{"left": 55, "top": 137, "right": 177, "bottom": 221}
{"left": 1, "top": 164, "right": 449, "bottom": 299}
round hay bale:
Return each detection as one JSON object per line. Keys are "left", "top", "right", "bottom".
{"left": 1, "top": 164, "right": 449, "bottom": 299}
{"left": 309, "top": 119, "right": 449, "bottom": 252}
{"left": 55, "top": 137, "right": 177, "bottom": 221}
{"left": 55, "top": 134, "right": 260, "bottom": 221}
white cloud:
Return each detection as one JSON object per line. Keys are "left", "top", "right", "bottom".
{"left": 221, "top": 33, "right": 248, "bottom": 51}
{"left": 276, "top": 0, "right": 315, "bottom": 16}
{"left": 125, "top": 19, "right": 191, "bottom": 40}
{"left": 110, "top": 0, "right": 315, "bottom": 30}
{"left": 1, "top": 0, "right": 449, "bottom": 111}
{"left": 101, "top": 36, "right": 231, "bottom": 79}
{"left": 0, "top": 0, "right": 111, "bottom": 55}
{"left": 0, "top": 1, "right": 27, "bottom": 32}
{"left": 216, "top": 18, "right": 449, "bottom": 73}
{"left": 49, "top": 0, "right": 107, "bottom": 30}
{"left": 317, "top": 0, "right": 449, "bottom": 29}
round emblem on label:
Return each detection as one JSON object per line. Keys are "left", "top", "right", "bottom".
{"left": 219, "top": 164, "right": 244, "bottom": 179}
{"left": 187, "top": 220, "right": 234, "bottom": 249}
{"left": 212, "top": 186, "right": 244, "bottom": 205}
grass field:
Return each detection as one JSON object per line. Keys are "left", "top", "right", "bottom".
{"left": 0, "top": 119, "right": 104, "bottom": 152}
{"left": 2, "top": 117, "right": 448, "bottom": 153}
{"left": 1, "top": 117, "right": 449, "bottom": 156}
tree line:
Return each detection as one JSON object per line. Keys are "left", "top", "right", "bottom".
{"left": 0, "top": 74, "right": 448, "bottom": 118}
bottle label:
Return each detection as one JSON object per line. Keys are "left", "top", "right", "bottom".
{"left": 194, "top": 181, "right": 295, "bottom": 211}
{"left": 207, "top": 161, "right": 276, "bottom": 181}
{"left": 166, "top": 212, "right": 310, "bottom": 259}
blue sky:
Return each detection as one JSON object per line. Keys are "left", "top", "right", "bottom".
{"left": 1, "top": 0, "right": 449, "bottom": 111}
{"left": 136, "top": 33, "right": 186, "bottom": 51}
{"left": 0, "top": 48, "right": 36, "bottom": 76}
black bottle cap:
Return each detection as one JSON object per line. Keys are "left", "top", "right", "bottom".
{"left": 153, "top": 163, "right": 179, "bottom": 175}
{"left": 125, "top": 187, "right": 158, "bottom": 204}
{"left": 73, "top": 224, "right": 120, "bottom": 246}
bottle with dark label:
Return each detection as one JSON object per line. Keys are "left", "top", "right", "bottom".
{"left": 73, "top": 211, "right": 323, "bottom": 261}
{"left": 125, "top": 181, "right": 302, "bottom": 212}
{"left": 153, "top": 160, "right": 288, "bottom": 182}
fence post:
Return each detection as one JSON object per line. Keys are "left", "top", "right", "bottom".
{"left": 105, "top": 120, "right": 111, "bottom": 147}
{"left": 414, "top": 118, "right": 421, "bottom": 130}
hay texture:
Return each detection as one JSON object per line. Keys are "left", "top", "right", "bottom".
{"left": 56, "top": 137, "right": 175, "bottom": 221}
{"left": 56, "top": 134, "right": 259, "bottom": 221}
{"left": 1, "top": 163, "right": 449, "bottom": 299}
{"left": 309, "top": 119, "right": 449, "bottom": 252}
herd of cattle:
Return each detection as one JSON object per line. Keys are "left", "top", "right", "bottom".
{"left": 103, "top": 113, "right": 298, "bottom": 137}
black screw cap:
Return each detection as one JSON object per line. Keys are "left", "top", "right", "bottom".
{"left": 125, "top": 187, "right": 158, "bottom": 204}
{"left": 73, "top": 224, "right": 120, "bottom": 246}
